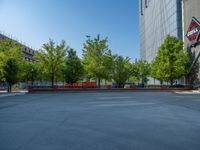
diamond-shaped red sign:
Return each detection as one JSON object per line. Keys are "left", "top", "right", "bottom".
{"left": 186, "top": 17, "right": 200, "bottom": 44}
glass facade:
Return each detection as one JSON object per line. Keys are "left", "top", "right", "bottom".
{"left": 139, "top": 0, "right": 182, "bottom": 62}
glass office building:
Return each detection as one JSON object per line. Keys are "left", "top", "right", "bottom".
{"left": 139, "top": 0, "right": 182, "bottom": 62}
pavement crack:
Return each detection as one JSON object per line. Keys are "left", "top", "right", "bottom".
{"left": 60, "top": 114, "right": 72, "bottom": 125}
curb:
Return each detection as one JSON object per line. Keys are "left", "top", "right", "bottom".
{"left": 175, "top": 90, "right": 200, "bottom": 95}
{"left": 28, "top": 88, "right": 193, "bottom": 93}
{"left": 0, "top": 92, "right": 27, "bottom": 98}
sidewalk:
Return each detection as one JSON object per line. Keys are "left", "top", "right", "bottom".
{"left": 0, "top": 90, "right": 28, "bottom": 98}
{"left": 175, "top": 90, "right": 200, "bottom": 95}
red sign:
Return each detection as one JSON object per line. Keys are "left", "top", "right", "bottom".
{"left": 186, "top": 17, "right": 200, "bottom": 44}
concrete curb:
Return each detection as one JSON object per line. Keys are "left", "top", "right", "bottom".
{"left": 175, "top": 90, "right": 200, "bottom": 95}
{"left": 0, "top": 92, "right": 27, "bottom": 98}
{"left": 28, "top": 88, "right": 193, "bottom": 94}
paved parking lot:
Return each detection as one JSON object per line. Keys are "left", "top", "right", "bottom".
{"left": 0, "top": 92, "right": 200, "bottom": 150}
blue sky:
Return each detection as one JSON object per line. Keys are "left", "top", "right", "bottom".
{"left": 0, "top": 0, "right": 139, "bottom": 61}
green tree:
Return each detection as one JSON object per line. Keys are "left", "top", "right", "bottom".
{"left": 150, "top": 56, "right": 165, "bottom": 86}
{"left": 64, "top": 48, "right": 84, "bottom": 84}
{"left": 112, "top": 55, "right": 131, "bottom": 87}
{"left": 35, "top": 39, "right": 67, "bottom": 87}
{"left": 0, "top": 38, "right": 23, "bottom": 92}
{"left": 0, "top": 51, "right": 5, "bottom": 82}
{"left": 134, "top": 60, "right": 150, "bottom": 84}
{"left": 82, "top": 35, "right": 113, "bottom": 88}
{"left": 3, "top": 58, "right": 19, "bottom": 92}
{"left": 20, "top": 61, "right": 38, "bottom": 86}
{"left": 151, "top": 35, "right": 190, "bottom": 86}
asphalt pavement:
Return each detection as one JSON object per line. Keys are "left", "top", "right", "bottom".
{"left": 0, "top": 92, "right": 200, "bottom": 150}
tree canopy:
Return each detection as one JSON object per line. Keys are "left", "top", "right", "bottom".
{"left": 64, "top": 48, "right": 83, "bottom": 84}
{"left": 82, "top": 35, "right": 113, "bottom": 88}
{"left": 134, "top": 60, "right": 150, "bottom": 84}
{"left": 151, "top": 35, "right": 190, "bottom": 85}
{"left": 0, "top": 38, "right": 23, "bottom": 92}
{"left": 35, "top": 39, "right": 67, "bottom": 87}
{"left": 112, "top": 55, "right": 132, "bottom": 87}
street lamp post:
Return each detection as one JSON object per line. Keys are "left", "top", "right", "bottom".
{"left": 31, "top": 68, "right": 34, "bottom": 87}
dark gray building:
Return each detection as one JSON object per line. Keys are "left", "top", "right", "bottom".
{"left": 0, "top": 33, "right": 35, "bottom": 61}
{"left": 139, "top": 0, "right": 183, "bottom": 62}
{"left": 183, "top": 0, "right": 200, "bottom": 86}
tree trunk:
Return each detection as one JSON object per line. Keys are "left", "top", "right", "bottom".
{"left": 170, "top": 80, "right": 173, "bottom": 86}
{"left": 7, "top": 84, "right": 11, "bottom": 93}
{"left": 98, "top": 78, "right": 101, "bottom": 88}
{"left": 7, "top": 85, "right": 9, "bottom": 93}
{"left": 51, "top": 74, "right": 54, "bottom": 88}
{"left": 160, "top": 80, "right": 163, "bottom": 87}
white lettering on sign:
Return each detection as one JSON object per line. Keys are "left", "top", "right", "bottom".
{"left": 187, "top": 28, "right": 198, "bottom": 37}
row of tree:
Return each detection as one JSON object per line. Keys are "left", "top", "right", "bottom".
{"left": 0, "top": 35, "right": 190, "bottom": 92}
{"left": 0, "top": 39, "right": 23, "bottom": 92}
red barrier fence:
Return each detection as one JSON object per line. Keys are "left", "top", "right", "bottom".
{"left": 64, "top": 82, "right": 96, "bottom": 88}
